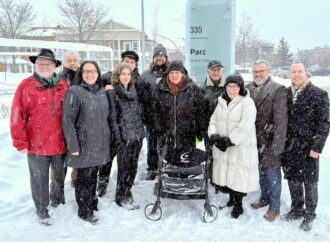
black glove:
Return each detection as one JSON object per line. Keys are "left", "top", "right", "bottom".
{"left": 214, "top": 137, "right": 234, "bottom": 152}
{"left": 209, "top": 134, "right": 221, "bottom": 145}
{"left": 215, "top": 141, "right": 227, "bottom": 152}
{"left": 219, "top": 137, "right": 235, "bottom": 148}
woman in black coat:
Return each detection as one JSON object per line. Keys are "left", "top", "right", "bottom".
{"left": 151, "top": 59, "right": 206, "bottom": 166}
{"left": 62, "top": 61, "right": 112, "bottom": 224}
{"left": 108, "top": 63, "right": 145, "bottom": 210}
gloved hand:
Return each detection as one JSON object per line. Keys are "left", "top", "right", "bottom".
{"left": 219, "top": 137, "right": 235, "bottom": 148}
{"left": 215, "top": 141, "right": 227, "bottom": 152}
{"left": 209, "top": 134, "right": 221, "bottom": 145}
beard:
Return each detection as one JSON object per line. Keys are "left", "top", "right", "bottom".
{"left": 38, "top": 71, "right": 54, "bottom": 80}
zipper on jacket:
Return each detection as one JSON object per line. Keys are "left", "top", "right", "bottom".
{"left": 50, "top": 102, "right": 55, "bottom": 117}
{"left": 174, "top": 95, "right": 177, "bottom": 148}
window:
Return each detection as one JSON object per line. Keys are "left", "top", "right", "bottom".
{"left": 123, "top": 42, "right": 131, "bottom": 51}
{"left": 132, "top": 41, "right": 139, "bottom": 52}
{"left": 109, "top": 41, "right": 114, "bottom": 50}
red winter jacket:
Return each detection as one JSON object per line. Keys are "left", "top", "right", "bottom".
{"left": 10, "top": 74, "right": 69, "bottom": 155}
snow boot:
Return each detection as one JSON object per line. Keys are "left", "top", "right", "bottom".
{"left": 219, "top": 192, "right": 235, "bottom": 210}
{"left": 37, "top": 210, "right": 52, "bottom": 226}
{"left": 300, "top": 218, "right": 313, "bottom": 232}
{"left": 145, "top": 170, "right": 156, "bottom": 181}
{"left": 82, "top": 215, "right": 99, "bottom": 225}
{"left": 280, "top": 210, "right": 304, "bottom": 221}
{"left": 231, "top": 192, "right": 244, "bottom": 219}
{"left": 96, "top": 180, "right": 108, "bottom": 197}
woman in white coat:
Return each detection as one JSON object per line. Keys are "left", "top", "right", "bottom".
{"left": 208, "top": 73, "right": 259, "bottom": 218}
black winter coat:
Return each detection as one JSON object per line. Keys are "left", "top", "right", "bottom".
{"left": 62, "top": 82, "right": 111, "bottom": 168}
{"left": 58, "top": 67, "right": 78, "bottom": 86}
{"left": 283, "top": 82, "right": 329, "bottom": 182}
{"left": 108, "top": 83, "right": 145, "bottom": 145}
{"left": 101, "top": 71, "right": 113, "bottom": 86}
{"left": 200, "top": 75, "right": 226, "bottom": 132}
{"left": 152, "top": 76, "right": 206, "bottom": 150}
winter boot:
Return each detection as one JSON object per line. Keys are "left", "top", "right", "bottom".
{"left": 37, "top": 210, "right": 51, "bottom": 226}
{"left": 231, "top": 193, "right": 244, "bottom": 219}
{"left": 219, "top": 192, "right": 235, "bottom": 210}
{"left": 300, "top": 217, "right": 314, "bottom": 232}
{"left": 82, "top": 215, "right": 99, "bottom": 225}
{"left": 251, "top": 201, "right": 268, "bottom": 209}
{"left": 117, "top": 197, "right": 140, "bottom": 210}
{"left": 146, "top": 170, "right": 156, "bottom": 181}
{"left": 96, "top": 179, "right": 108, "bottom": 197}
{"left": 125, "top": 192, "right": 140, "bottom": 210}
{"left": 280, "top": 210, "right": 304, "bottom": 221}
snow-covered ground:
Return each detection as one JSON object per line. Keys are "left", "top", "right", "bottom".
{"left": 0, "top": 75, "right": 329, "bottom": 242}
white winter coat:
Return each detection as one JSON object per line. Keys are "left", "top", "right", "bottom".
{"left": 208, "top": 92, "right": 259, "bottom": 193}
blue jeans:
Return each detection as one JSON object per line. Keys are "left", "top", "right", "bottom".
{"left": 259, "top": 167, "right": 282, "bottom": 211}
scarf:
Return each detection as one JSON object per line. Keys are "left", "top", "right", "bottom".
{"left": 115, "top": 83, "right": 137, "bottom": 100}
{"left": 166, "top": 76, "right": 184, "bottom": 96}
{"left": 290, "top": 79, "right": 309, "bottom": 104}
{"left": 34, "top": 72, "right": 60, "bottom": 90}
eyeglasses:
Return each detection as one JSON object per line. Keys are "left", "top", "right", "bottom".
{"left": 210, "top": 68, "right": 223, "bottom": 73}
{"left": 252, "top": 70, "right": 267, "bottom": 74}
{"left": 36, "top": 63, "right": 55, "bottom": 67}
{"left": 154, "top": 54, "right": 165, "bottom": 59}
{"left": 82, "top": 70, "right": 97, "bottom": 74}
{"left": 226, "top": 85, "right": 240, "bottom": 90}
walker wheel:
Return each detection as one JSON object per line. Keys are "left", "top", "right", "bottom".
{"left": 202, "top": 205, "right": 218, "bottom": 223}
{"left": 144, "top": 203, "right": 162, "bottom": 221}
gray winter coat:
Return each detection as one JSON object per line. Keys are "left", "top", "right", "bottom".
{"left": 246, "top": 78, "right": 288, "bottom": 167}
{"left": 62, "top": 82, "right": 111, "bottom": 168}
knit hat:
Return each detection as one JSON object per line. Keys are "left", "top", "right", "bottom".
{"left": 29, "top": 48, "right": 61, "bottom": 67}
{"left": 121, "top": 50, "right": 139, "bottom": 62}
{"left": 166, "top": 59, "right": 188, "bottom": 75}
{"left": 224, "top": 73, "right": 247, "bottom": 96}
{"left": 208, "top": 60, "right": 223, "bottom": 69}
{"left": 153, "top": 44, "right": 168, "bottom": 58}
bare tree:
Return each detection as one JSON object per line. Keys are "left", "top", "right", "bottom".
{"left": 235, "top": 12, "right": 253, "bottom": 67}
{"left": 235, "top": 12, "right": 274, "bottom": 67}
{"left": 0, "top": 0, "right": 35, "bottom": 72}
{"left": 57, "top": 0, "right": 109, "bottom": 42}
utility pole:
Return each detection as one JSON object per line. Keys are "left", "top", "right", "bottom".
{"left": 141, "top": 0, "right": 146, "bottom": 71}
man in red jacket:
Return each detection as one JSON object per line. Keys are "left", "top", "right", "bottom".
{"left": 10, "top": 49, "right": 69, "bottom": 224}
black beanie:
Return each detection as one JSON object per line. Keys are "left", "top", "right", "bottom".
{"left": 153, "top": 44, "right": 168, "bottom": 58}
{"left": 166, "top": 59, "right": 188, "bottom": 75}
{"left": 121, "top": 50, "right": 139, "bottom": 62}
{"left": 224, "top": 73, "right": 247, "bottom": 96}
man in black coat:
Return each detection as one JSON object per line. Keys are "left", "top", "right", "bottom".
{"left": 142, "top": 44, "right": 169, "bottom": 180}
{"left": 281, "top": 63, "right": 329, "bottom": 232}
{"left": 58, "top": 51, "right": 79, "bottom": 86}
{"left": 58, "top": 51, "right": 80, "bottom": 188}
{"left": 200, "top": 60, "right": 226, "bottom": 156}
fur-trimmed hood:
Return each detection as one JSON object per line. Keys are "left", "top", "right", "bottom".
{"left": 205, "top": 74, "right": 225, "bottom": 87}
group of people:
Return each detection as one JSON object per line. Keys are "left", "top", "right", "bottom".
{"left": 10, "top": 45, "right": 329, "bottom": 232}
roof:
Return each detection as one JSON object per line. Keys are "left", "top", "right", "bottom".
{"left": 0, "top": 38, "right": 112, "bottom": 52}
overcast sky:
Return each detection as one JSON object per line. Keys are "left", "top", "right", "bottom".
{"left": 30, "top": 0, "right": 329, "bottom": 52}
